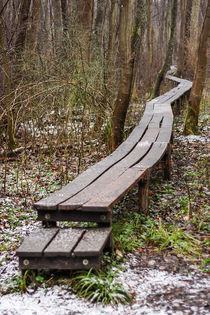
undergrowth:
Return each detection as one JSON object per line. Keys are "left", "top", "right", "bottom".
{"left": 0, "top": 97, "right": 209, "bottom": 304}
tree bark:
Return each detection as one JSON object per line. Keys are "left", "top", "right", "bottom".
{"left": 0, "top": 12, "right": 16, "bottom": 149}
{"left": 184, "top": 0, "right": 210, "bottom": 135}
{"left": 14, "top": 0, "right": 31, "bottom": 51}
{"left": 146, "top": 0, "right": 153, "bottom": 88}
{"left": 110, "top": 0, "right": 146, "bottom": 151}
{"left": 183, "top": 0, "right": 193, "bottom": 76}
{"left": 25, "top": 0, "right": 41, "bottom": 52}
{"left": 177, "top": 0, "right": 187, "bottom": 76}
{"left": 151, "top": 0, "right": 178, "bottom": 99}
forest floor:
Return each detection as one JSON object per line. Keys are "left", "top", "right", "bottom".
{"left": 0, "top": 102, "right": 209, "bottom": 314}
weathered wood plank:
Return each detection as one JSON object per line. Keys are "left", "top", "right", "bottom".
{"left": 34, "top": 112, "right": 153, "bottom": 211}
{"left": 37, "top": 210, "right": 111, "bottom": 223}
{"left": 16, "top": 228, "right": 58, "bottom": 257}
{"left": 133, "top": 142, "right": 168, "bottom": 170}
{"left": 139, "top": 127, "right": 160, "bottom": 143}
{"left": 19, "top": 256, "right": 102, "bottom": 270}
{"left": 156, "top": 126, "right": 173, "bottom": 143}
{"left": 59, "top": 142, "right": 151, "bottom": 210}
{"left": 82, "top": 168, "right": 146, "bottom": 211}
{"left": 44, "top": 228, "right": 85, "bottom": 257}
{"left": 73, "top": 228, "right": 112, "bottom": 256}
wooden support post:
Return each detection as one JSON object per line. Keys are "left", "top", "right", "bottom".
{"left": 162, "top": 144, "right": 171, "bottom": 180}
{"left": 42, "top": 221, "right": 57, "bottom": 228}
{"left": 138, "top": 171, "right": 150, "bottom": 214}
{"left": 170, "top": 131, "right": 174, "bottom": 144}
{"left": 104, "top": 234, "right": 113, "bottom": 254}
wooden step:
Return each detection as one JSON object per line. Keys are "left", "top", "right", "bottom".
{"left": 16, "top": 227, "right": 112, "bottom": 270}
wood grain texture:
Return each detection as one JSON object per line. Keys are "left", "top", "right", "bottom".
{"left": 37, "top": 210, "right": 112, "bottom": 223}
{"left": 16, "top": 228, "right": 58, "bottom": 257}
{"left": 82, "top": 168, "right": 146, "bottom": 211}
{"left": 59, "top": 143, "right": 151, "bottom": 210}
{"left": 44, "top": 228, "right": 85, "bottom": 257}
{"left": 19, "top": 256, "right": 102, "bottom": 270}
{"left": 73, "top": 228, "right": 112, "bottom": 256}
{"left": 34, "top": 111, "right": 153, "bottom": 211}
{"left": 133, "top": 142, "right": 168, "bottom": 169}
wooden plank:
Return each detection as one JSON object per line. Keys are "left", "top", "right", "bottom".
{"left": 37, "top": 210, "right": 112, "bottom": 223}
{"left": 73, "top": 228, "right": 112, "bottom": 256}
{"left": 59, "top": 142, "right": 151, "bottom": 210}
{"left": 156, "top": 126, "right": 173, "bottom": 143}
{"left": 16, "top": 228, "right": 58, "bottom": 257}
{"left": 161, "top": 114, "right": 173, "bottom": 127}
{"left": 19, "top": 256, "right": 102, "bottom": 270}
{"left": 153, "top": 103, "right": 172, "bottom": 114}
{"left": 34, "top": 112, "right": 153, "bottom": 211}
{"left": 140, "top": 126, "right": 160, "bottom": 143}
{"left": 82, "top": 168, "right": 146, "bottom": 211}
{"left": 44, "top": 228, "right": 85, "bottom": 257}
{"left": 133, "top": 142, "right": 168, "bottom": 169}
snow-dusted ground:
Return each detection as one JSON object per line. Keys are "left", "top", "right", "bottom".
{"left": 1, "top": 117, "right": 209, "bottom": 315}
{"left": 0, "top": 254, "right": 209, "bottom": 315}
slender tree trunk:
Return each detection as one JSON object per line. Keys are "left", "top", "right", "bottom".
{"left": 14, "top": 0, "right": 31, "bottom": 51}
{"left": 110, "top": 0, "right": 146, "bottom": 150}
{"left": 61, "top": 0, "right": 71, "bottom": 34}
{"left": 183, "top": 0, "right": 193, "bottom": 76}
{"left": 51, "top": 0, "right": 63, "bottom": 47}
{"left": 190, "top": 0, "right": 201, "bottom": 44}
{"left": 0, "top": 13, "right": 16, "bottom": 149}
{"left": 25, "top": 0, "right": 41, "bottom": 52}
{"left": 75, "top": 0, "right": 94, "bottom": 59}
{"left": 146, "top": 0, "right": 153, "bottom": 87}
{"left": 184, "top": 1, "right": 210, "bottom": 135}
{"left": 151, "top": 0, "right": 178, "bottom": 98}
{"left": 177, "top": 0, "right": 187, "bottom": 76}
{"left": 76, "top": 0, "right": 94, "bottom": 31}
{"left": 107, "top": 0, "right": 118, "bottom": 68}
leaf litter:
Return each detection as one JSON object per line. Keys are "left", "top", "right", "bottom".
{"left": 0, "top": 112, "right": 210, "bottom": 314}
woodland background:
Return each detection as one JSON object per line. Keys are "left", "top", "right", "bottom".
{"left": 0, "top": 1, "right": 209, "bottom": 308}
{"left": 0, "top": 0, "right": 209, "bottom": 157}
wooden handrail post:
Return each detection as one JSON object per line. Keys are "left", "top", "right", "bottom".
{"left": 138, "top": 171, "right": 150, "bottom": 214}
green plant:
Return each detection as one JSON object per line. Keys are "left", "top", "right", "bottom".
{"left": 113, "top": 211, "right": 144, "bottom": 253}
{"left": 70, "top": 268, "right": 132, "bottom": 304}
{"left": 201, "top": 258, "right": 210, "bottom": 273}
{"left": 141, "top": 219, "right": 201, "bottom": 256}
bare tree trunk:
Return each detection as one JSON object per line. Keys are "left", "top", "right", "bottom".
{"left": 25, "top": 0, "right": 41, "bottom": 52}
{"left": 0, "top": 12, "right": 16, "bottom": 149}
{"left": 151, "top": 0, "right": 178, "bottom": 98}
{"left": 61, "top": 0, "right": 71, "bottom": 34}
{"left": 51, "top": 0, "right": 63, "bottom": 47}
{"left": 177, "top": 0, "right": 187, "bottom": 76}
{"left": 110, "top": 0, "right": 146, "bottom": 150}
{"left": 146, "top": 0, "right": 153, "bottom": 88}
{"left": 76, "top": 0, "right": 94, "bottom": 31}
{"left": 14, "top": 0, "right": 31, "bottom": 51}
{"left": 107, "top": 0, "right": 118, "bottom": 66}
{"left": 183, "top": 0, "right": 193, "bottom": 76}
{"left": 75, "top": 0, "right": 94, "bottom": 59}
{"left": 184, "top": 1, "right": 210, "bottom": 135}
{"left": 190, "top": 0, "right": 201, "bottom": 44}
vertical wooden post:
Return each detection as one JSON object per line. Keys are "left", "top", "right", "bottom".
{"left": 138, "top": 171, "right": 150, "bottom": 214}
{"left": 104, "top": 234, "right": 113, "bottom": 254}
{"left": 98, "top": 218, "right": 113, "bottom": 253}
{"left": 162, "top": 144, "right": 171, "bottom": 180}
{"left": 42, "top": 221, "right": 57, "bottom": 227}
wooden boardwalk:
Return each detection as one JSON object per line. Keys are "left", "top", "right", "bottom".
{"left": 16, "top": 71, "right": 192, "bottom": 271}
